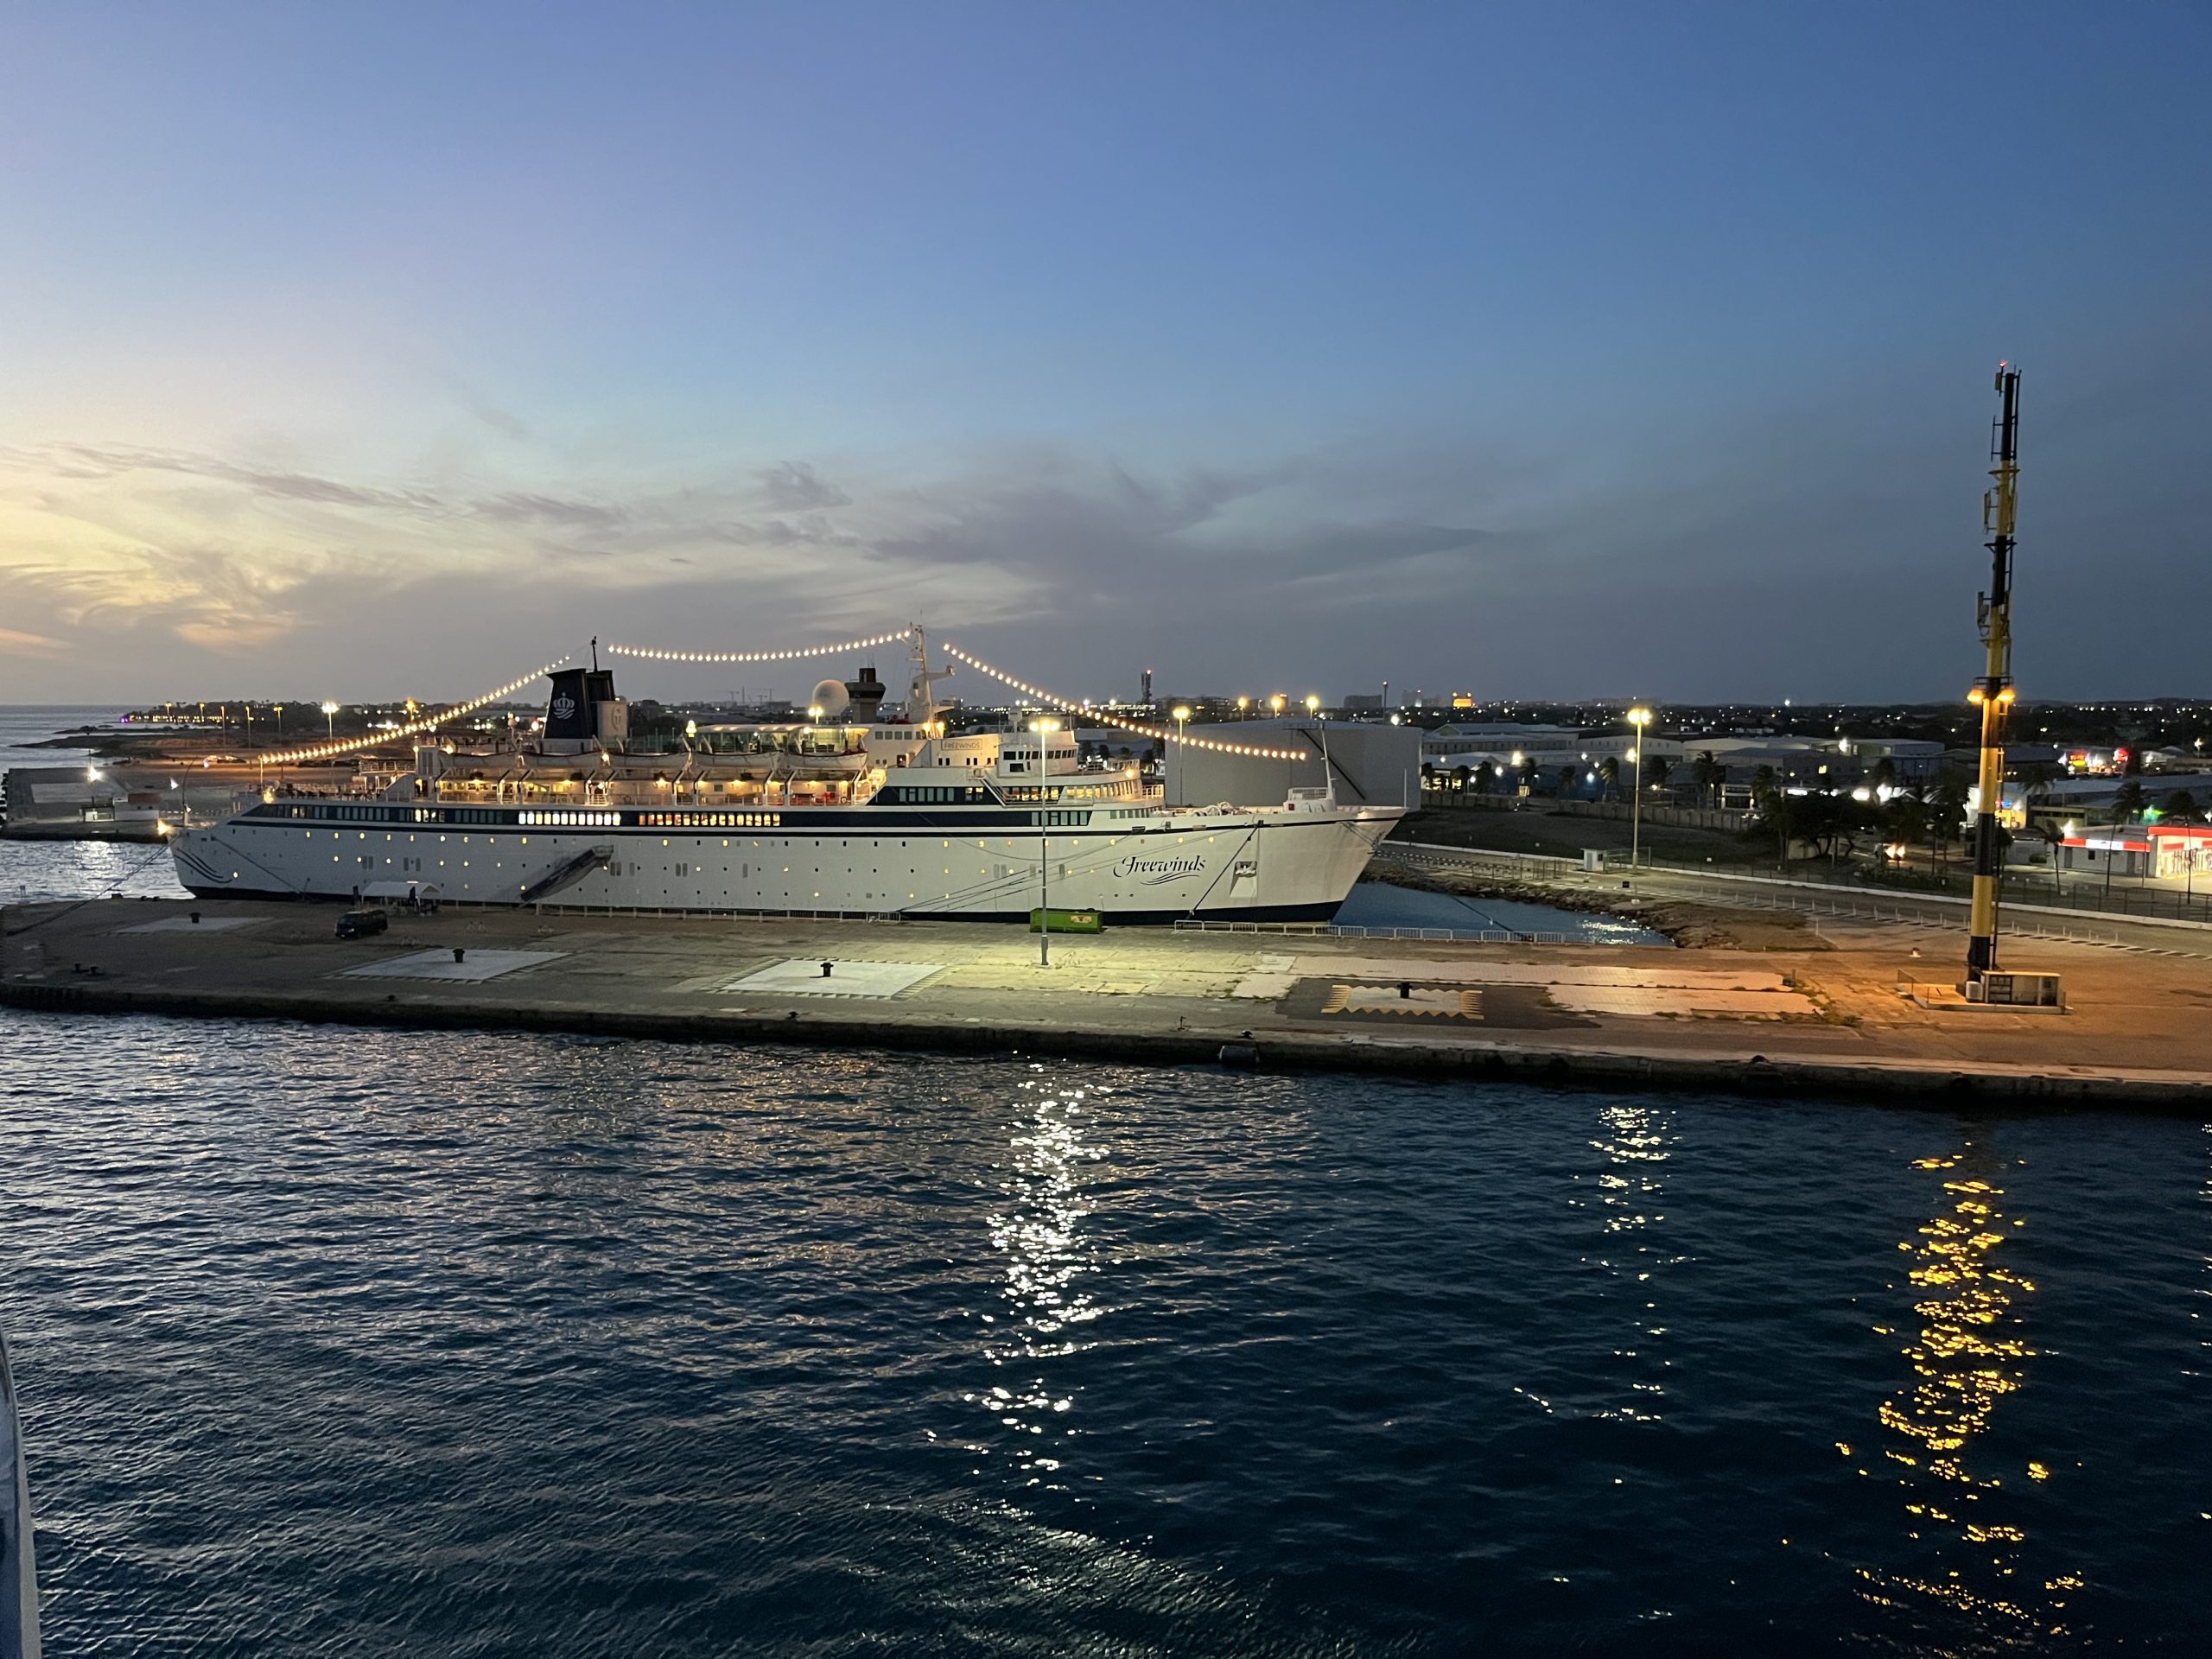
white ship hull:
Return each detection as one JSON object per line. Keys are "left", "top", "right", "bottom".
{"left": 172, "top": 798, "right": 1402, "bottom": 923}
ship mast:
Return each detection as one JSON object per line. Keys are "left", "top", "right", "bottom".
{"left": 1966, "top": 365, "right": 2021, "bottom": 983}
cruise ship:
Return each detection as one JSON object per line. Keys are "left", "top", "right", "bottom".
{"left": 171, "top": 636, "right": 1403, "bottom": 923}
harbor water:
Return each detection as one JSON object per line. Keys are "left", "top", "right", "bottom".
{"left": 3, "top": 712, "right": 2209, "bottom": 1653}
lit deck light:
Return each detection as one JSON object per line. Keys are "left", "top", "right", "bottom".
{"left": 607, "top": 630, "right": 914, "bottom": 664}
{"left": 938, "top": 645, "right": 1306, "bottom": 760}
{"left": 251, "top": 661, "right": 568, "bottom": 767}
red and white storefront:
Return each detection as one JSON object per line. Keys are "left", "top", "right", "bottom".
{"left": 2059, "top": 823, "right": 2212, "bottom": 880}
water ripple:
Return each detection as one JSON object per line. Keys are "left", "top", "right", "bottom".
{"left": 0, "top": 1012, "right": 2206, "bottom": 1654}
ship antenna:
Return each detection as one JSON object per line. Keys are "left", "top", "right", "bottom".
{"left": 590, "top": 636, "right": 599, "bottom": 671}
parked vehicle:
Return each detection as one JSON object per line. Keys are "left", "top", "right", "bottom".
{"left": 334, "top": 908, "right": 389, "bottom": 939}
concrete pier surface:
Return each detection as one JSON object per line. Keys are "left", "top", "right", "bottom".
{"left": 5, "top": 897, "right": 2210, "bottom": 1109}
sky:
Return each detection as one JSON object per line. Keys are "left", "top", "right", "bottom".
{"left": 2, "top": 1, "right": 2208, "bottom": 709}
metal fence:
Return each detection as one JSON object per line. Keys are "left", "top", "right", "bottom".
{"left": 1173, "top": 918, "right": 1594, "bottom": 944}
{"left": 1390, "top": 828, "right": 2212, "bottom": 924}
{"left": 1384, "top": 839, "right": 2212, "bottom": 958}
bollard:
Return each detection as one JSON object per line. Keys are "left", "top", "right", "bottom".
{"left": 189, "top": 911, "right": 200, "bottom": 924}
{"left": 1398, "top": 981, "right": 1411, "bottom": 1000}
{"left": 453, "top": 947, "right": 466, "bottom": 964}
{"left": 821, "top": 961, "right": 834, "bottom": 978}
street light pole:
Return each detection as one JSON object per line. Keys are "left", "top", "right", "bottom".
{"left": 1627, "top": 707, "right": 1653, "bottom": 878}
{"left": 321, "top": 700, "right": 339, "bottom": 741}
{"left": 1171, "top": 705, "right": 1191, "bottom": 805}
{"left": 1033, "top": 717, "right": 1060, "bottom": 967}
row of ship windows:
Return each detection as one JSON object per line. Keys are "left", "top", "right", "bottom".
{"left": 633, "top": 811, "right": 783, "bottom": 828}
{"left": 999, "top": 785, "right": 1124, "bottom": 803}
{"left": 288, "top": 830, "right": 1221, "bottom": 851}
{"left": 518, "top": 810, "right": 623, "bottom": 827}
{"left": 267, "top": 801, "right": 1152, "bottom": 828}
{"left": 273, "top": 804, "right": 568, "bottom": 826}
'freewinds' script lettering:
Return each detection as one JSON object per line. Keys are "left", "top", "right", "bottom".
{"left": 1113, "top": 854, "right": 1207, "bottom": 885}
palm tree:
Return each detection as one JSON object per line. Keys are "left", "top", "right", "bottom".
{"left": 1473, "top": 760, "right": 1498, "bottom": 795}
{"left": 1928, "top": 773, "right": 1971, "bottom": 858}
{"left": 1750, "top": 782, "right": 1794, "bottom": 862}
{"left": 2114, "top": 780, "right": 2149, "bottom": 822}
{"left": 1597, "top": 755, "right": 1620, "bottom": 798}
{"left": 2164, "top": 790, "right": 2201, "bottom": 823}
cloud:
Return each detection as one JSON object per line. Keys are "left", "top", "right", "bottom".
{"left": 12, "top": 327, "right": 2202, "bottom": 707}
{"left": 753, "top": 461, "right": 851, "bottom": 512}
{"left": 26, "top": 443, "right": 445, "bottom": 513}
{"left": 471, "top": 492, "right": 630, "bottom": 531}
{"left": 0, "top": 625, "right": 69, "bottom": 654}
{"left": 454, "top": 390, "right": 530, "bottom": 442}
{"left": 0, "top": 434, "right": 1520, "bottom": 696}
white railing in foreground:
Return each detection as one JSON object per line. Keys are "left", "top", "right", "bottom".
{"left": 1172, "top": 919, "right": 1655, "bottom": 946}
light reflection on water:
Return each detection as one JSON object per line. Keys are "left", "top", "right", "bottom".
{"left": 1, "top": 1014, "right": 2207, "bottom": 1655}
{"left": 1590, "top": 1101, "right": 1675, "bottom": 1425}
{"left": 975, "top": 1071, "right": 1108, "bottom": 1491}
{"left": 1858, "top": 1142, "right": 2075, "bottom": 1641}
{"left": 0, "top": 839, "right": 185, "bottom": 906}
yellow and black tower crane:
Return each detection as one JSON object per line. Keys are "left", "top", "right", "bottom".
{"left": 1965, "top": 365, "right": 2021, "bottom": 984}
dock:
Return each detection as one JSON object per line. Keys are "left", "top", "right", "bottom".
{"left": 6, "top": 898, "right": 2211, "bottom": 1109}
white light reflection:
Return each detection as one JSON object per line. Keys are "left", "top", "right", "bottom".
{"left": 963, "top": 1069, "right": 1108, "bottom": 1490}
{"left": 1586, "top": 1101, "right": 1677, "bottom": 1422}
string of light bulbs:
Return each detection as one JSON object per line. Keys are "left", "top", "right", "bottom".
{"left": 938, "top": 644, "right": 1308, "bottom": 760}
{"left": 607, "top": 630, "right": 915, "bottom": 665}
{"left": 253, "top": 660, "right": 572, "bottom": 767}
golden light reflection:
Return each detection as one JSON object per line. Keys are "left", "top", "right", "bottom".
{"left": 963, "top": 1071, "right": 1107, "bottom": 1490}
{"left": 1856, "top": 1143, "right": 2075, "bottom": 1636}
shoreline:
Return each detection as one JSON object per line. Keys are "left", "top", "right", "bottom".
{"left": 3, "top": 973, "right": 2204, "bottom": 1113}
{"left": 8, "top": 896, "right": 2210, "bottom": 1115}
{"left": 1363, "top": 858, "right": 1820, "bottom": 951}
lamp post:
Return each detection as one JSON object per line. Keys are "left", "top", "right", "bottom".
{"left": 1268, "top": 694, "right": 1285, "bottom": 718}
{"left": 1033, "top": 717, "right": 1060, "bottom": 967}
{"left": 1627, "top": 707, "right": 1654, "bottom": 877}
{"left": 1170, "top": 705, "right": 1191, "bottom": 806}
{"left": 1236, "top": 696, "right": 1250, "bottom": 721}
{"left": 321, "top": 700, "right": 339, "bottom": 741}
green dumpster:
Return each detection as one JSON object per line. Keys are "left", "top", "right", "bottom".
{"left": 1028, "top": 907, "right": 1103, "bottom": 934}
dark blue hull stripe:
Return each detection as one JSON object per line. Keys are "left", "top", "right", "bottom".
{"left": 179, "top": 884, "right": 1343, "bottom": 925}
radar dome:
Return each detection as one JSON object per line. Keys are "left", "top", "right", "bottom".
{"left": 809, "top": 677, "right": 851, "bottom": 718}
